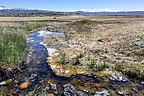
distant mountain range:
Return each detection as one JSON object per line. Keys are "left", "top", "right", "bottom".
{"left": 74, "top": 11, "right": 144, "bottom": 15}
{"left": 0, "top": 6, "right": 144, "bottom": 15}
{"left": 0, "top": 6, "right": 51, "bottom": 13}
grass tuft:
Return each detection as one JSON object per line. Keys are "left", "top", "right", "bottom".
{"left": 0, "top": 26, "right": 28, "bottom": 67}
{"left": 26, "top": 23, "right": 42, "bottom": 31}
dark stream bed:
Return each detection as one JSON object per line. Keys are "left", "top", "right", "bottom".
{"left": 0, "top": 27, "right": 144, "bottom": 96}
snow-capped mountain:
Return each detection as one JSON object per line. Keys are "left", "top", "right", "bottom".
{"left": 0, "top": 6, "right": 144, "bottom": 15}
{"left": 0, "top": 6, "right": 6, "bottom": 10}
{"left": 0, "top": 6, "right": 50, "bottom": 13}
{"left": 70, "top": 8, "right": 144, "bottom": 15}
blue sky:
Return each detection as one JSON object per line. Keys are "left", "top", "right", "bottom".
{"left": 0, "top": 0, "right": 144, "bottom": 11}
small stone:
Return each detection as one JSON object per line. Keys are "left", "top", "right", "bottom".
{"left": 95, "top": 90, "right": 110, "bottom": 96}
{"left": 65, "top": 70, "right": 69, "bottom": 73}
{"left": 141, "top": 81, "right": 144, "bottom": 85}
{"left": 51, "top": 65, "right": 56, "bottom": 69}
{"left": 0, "top": 79, "right": 12, "bottom": 86}
{"left": 136, "top": 38, "right": 141, "bottom": 41}
{"left": 63, "top": 84, "right": 77, "bottom": 96}
{"left": 110, "top": 73, "right": 128, "bottom": 82}
{"left": 117, "top": 91, "right": 124, "bottom": 95}
{"left": 28, "top": 73, "right": 37, "bottom": 81}
{"left": 0, "top": 81, "right": 6, "bottom": 86}
{"left": 135, "top": 41, "right": 142, "bottom": 46}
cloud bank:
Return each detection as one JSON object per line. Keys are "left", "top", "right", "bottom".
{"left": 69, "top": 8, "right": 144, "bottom": 12}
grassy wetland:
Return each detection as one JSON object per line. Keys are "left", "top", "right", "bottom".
{"left": 0, "top": 15, "right": 144, "bottom": 95}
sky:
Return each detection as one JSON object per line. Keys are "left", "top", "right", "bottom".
{"left": 0, "top": 0, "right": 144, "bottom": 11}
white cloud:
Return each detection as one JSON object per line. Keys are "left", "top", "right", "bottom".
{"left": 68, "top": 8, "right": 144, "bottom": 12}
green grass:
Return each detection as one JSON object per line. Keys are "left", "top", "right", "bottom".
{"left": 69, "top": 20, "right": 122, "bottom": 25}
{"left": 114, "top": 63, "right": 144, "bottom": 80}
{"left": 89, "top": 60, "right": 109, "bottom": 72}
{"left": 0, "top": 26, "right": 28, "bottom": 67}
{"left": 26, "top": 23, "right": 42, "bottom": 31}
{"left": 71, "top": 20, "right": 102, "bottom": 25}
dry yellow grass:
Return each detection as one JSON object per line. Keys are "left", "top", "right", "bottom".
{"left": 0, "top": 15, "right": 87, "bottom": 22}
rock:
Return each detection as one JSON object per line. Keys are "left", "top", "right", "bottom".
{"left": 136, "top": 38, "right": 141, "bottom": 41}
{"left": 109, "top": 73, "right": 128, "bottom": 82}
{"left": 76, "top": 91, "right": 88, "bottom": 96}
{"left": 95, "top": 90, "right": 110, "bottom": 96}
{"left": 28, "top": 73, "right": 37, "bottom": 81}
{"left": 65, "top": 70, "right": 70, "bottom": 74}
{"left": 63, "top": 84, "right": 78, "bottom": 96}
{"left": 0, "top": 81, "right": 6, "bottom": 86}
{"left": 47, "top": 48, "right": 59, "bottom": 57}
{"left": 51, "top": 65, "right": 56, "bottom": 69}
{"left": 135, "top": 41, "right": 142, "bottom": 46}
{"left": 48, "top": 57, "right": 53, "bottom": 63}
{"left": 56, "top": 69, "right": 64, "bottom": 73}
{"left": 0, "top": 79, "right": 12, "bottom": 86}
{"left": 117, "top": 90, "right": 129, "bottom": 96}
{"left": 141, "top": 81, "right": 144, "bottom": 85}
{"left": 117, "top": 91, "right": 124, "bottom": 95}
{"left": 98, "top": 39, "right": 104, "bottom": 42}
{"left": 48, "top": 82, "right": 57, "bottom": 90}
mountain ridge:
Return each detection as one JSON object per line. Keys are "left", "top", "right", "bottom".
{"left": 0, "top": 6, "right": 144, "bottom": 15}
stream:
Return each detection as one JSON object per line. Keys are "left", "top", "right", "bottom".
{"left": 0, "top": 27, "right": 144, "bottom": 96}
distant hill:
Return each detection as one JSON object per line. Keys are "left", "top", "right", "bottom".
{"left": 0, "top": 6, "right": 144, "bottom": 17}
{"left": 0, "top": 6, "right": 77, "bottom": 17}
